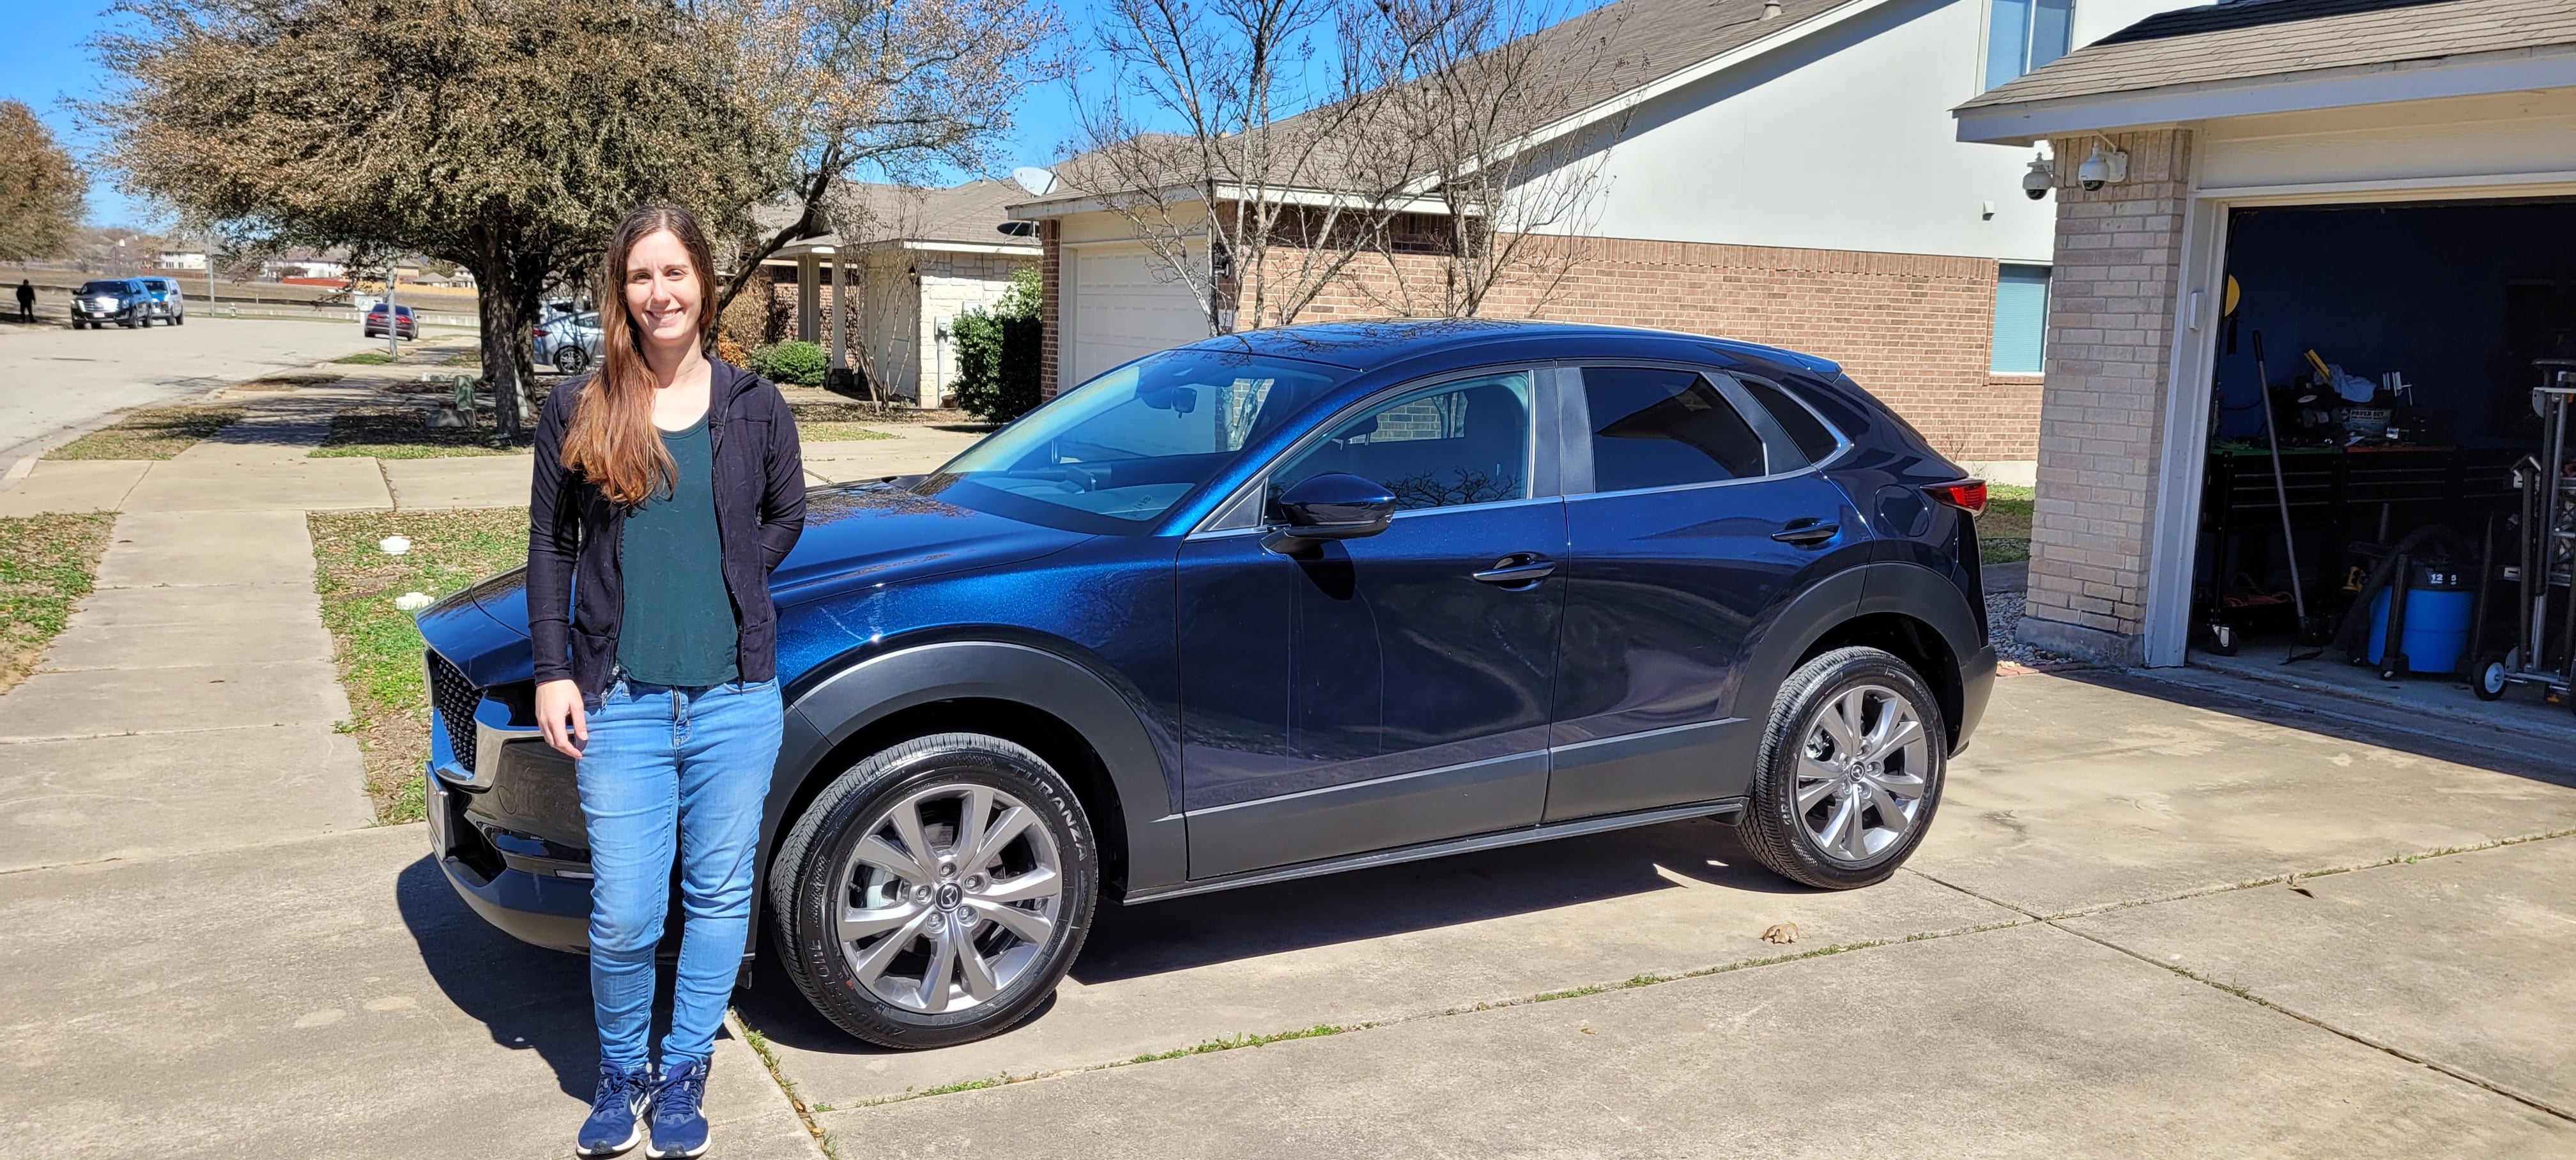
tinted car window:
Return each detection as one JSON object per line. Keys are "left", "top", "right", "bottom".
{"left": 1581, "top": 367, "right": 1767, "bottom": 491}
{"left": 1736, "top": 375, "right": 1839, "bottom": 467}
{"left": 922, "top": 346, "right": 1355, "bottom": 534}
{"left": 79, "top": 281, "right": 135, "bottom": 295}
{"left": 1276, "top": 371, "right": 1532, "bottom": 512}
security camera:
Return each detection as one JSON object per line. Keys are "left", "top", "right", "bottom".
{"left": 2021, "top": 155, "right": 2051, "bottom": 201}
{"left": 2076, "top": 141, "right": 2128, "bottom": 192}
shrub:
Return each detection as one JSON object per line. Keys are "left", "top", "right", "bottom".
{"left": 951, "top": 265, "right": 1045, "bottom": 422}
{"left": 753, "top": 340, "right": 827, "bottom": 386}
{"left": 951, "top": 310, "right": 1042, "bottom": 422}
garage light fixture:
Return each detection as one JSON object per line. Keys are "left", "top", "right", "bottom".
{"left": 2075, "top": 137, "right": 2128, "bottom": 192}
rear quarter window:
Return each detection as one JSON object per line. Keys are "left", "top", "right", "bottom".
{"left": 1736, "top": 376, "right": 1841, "bottom": 464}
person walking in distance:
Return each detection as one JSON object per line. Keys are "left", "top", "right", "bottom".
{"left": 14, "top": 280, "right": 33, "bottom": 323}
{"left": 528, "top": 204, "right": 805, "bottom": 1158}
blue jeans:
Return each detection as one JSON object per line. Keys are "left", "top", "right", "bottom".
{"left": 576, "top": 675, "right": 783, "bottom": 1072}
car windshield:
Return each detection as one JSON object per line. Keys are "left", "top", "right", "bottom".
{"left": 916, "top": 346, "right": 1354, "bottom": 534}
{"left": 78, "top": 281, "right": 132, "bottom": 295}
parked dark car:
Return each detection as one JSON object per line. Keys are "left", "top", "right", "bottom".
{"left": 69, "top": 279, "right": 153, "bottom": 329}
{"left": 140, "top": 277, "right": 186, "bottom": 324}
{"left": 364, "top": 303, "right": 417, "bottom": 340}
{"left": 417, "top": 321, "right": 1995, "bottom": 1049}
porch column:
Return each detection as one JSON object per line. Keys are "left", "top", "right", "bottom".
{"left": 829, "top": 248, "right": 849, "bottom": 371}
{"left": 797, "top": 254, "right": 820, "bottom": 342}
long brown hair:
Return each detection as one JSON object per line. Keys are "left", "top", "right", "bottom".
{"left": 560, "top": 204, "right": 720, "bottom": 508}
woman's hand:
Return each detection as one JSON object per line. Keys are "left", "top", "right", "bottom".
{"left": 535, "top": 678, "right": 588, "bottom": 758}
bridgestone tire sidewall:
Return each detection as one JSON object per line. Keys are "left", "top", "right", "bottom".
{"left": 771, "top": 733, "right": 1096, "bottom": 1050}
{"left": 1743, "top": 646, "right": 1947, "bottom": 891}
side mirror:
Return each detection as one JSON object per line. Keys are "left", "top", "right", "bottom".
{"left": 1264, "top": 473, "right": 1395, "bottom": 554}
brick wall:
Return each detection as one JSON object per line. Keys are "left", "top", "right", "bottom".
{"left": 2016, "top": 128, "right": 2196, "bottom": 665}
{"left": 1259, "top": 236, "right": 2030, "bottom": 461}
{"left": 1040, "top": 220, "right": 1062, "bottom": 399}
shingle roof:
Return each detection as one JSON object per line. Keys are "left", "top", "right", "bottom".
{"left": 760, "top": 179, "right": 1038, "bottom": 252}
{"left": 1958, "top": 0, "right": 2576, "bottom": 111}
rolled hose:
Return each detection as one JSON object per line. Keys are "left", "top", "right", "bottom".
{"left": 2332, "top": 524, "right": 2478, "bottom": 661}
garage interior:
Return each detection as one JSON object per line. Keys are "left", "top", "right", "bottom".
{"left": 2185, "top": 196, "right": 2576, "bottom": 738}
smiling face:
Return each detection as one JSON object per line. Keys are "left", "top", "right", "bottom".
{"left": 622, "top": 228, "right": 704, "bottom": 353}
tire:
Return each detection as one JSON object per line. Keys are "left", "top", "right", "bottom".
{"left": 769, "top": 733, "right": 1097, "bottom": 1049}
{"left": 1742, "top": 646, "right": 1947, "bottom": 890}
{"left": 555, "top": 345, "right": 590, "bottom": 374}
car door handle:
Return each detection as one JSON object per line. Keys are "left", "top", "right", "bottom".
{"left": 1770, "top": 519, "right": 1840, "bottom": 546}
{"left": 1473, "top": 554, "right": 1556, "bottom": 586}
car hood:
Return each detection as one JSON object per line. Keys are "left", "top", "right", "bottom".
{"left": 417, "top": 482, "right": 1089, "bottom": 688}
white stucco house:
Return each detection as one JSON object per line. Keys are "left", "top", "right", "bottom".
{"left": 1011, "top": 0, "right": 2210, "bottom": 475}
{"left": 765, "top": 180, "right": 1041, "bottom": 407}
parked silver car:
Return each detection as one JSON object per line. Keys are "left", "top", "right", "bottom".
{"left": 532, "top": 310, "right": 601, "bottom": 374}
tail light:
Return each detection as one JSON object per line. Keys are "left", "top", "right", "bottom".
{"left": 1924, "top": 479, "right": 1988, "bottom": 517}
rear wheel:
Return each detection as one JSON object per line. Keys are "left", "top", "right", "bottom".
{"left": 1742, "top": 647, "right": 1946, "bottom": 890}
{"left": 555, "top": 344, "right": 590, "bottom": 374}
{"left": 769, "top": 733, "right": 1096, "bottom": 1049}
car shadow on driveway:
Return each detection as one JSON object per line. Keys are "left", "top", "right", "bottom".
{"left": 734, "top": 814, "right": 1819, "bottom": 1055}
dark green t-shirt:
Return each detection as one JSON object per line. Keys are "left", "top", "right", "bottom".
{"left": 616, "top": 415, "right": 740, "bottom": 686}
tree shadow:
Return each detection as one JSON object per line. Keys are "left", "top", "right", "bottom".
{"left": 734, "top": 815, "right": 1818, "bottom": 1055}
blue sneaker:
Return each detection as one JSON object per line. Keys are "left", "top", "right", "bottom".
{"left": 647, "top": 1057, "right": 711, "bottom": 1159}
{"left": 578, "top": 1061, "right": 651, "bottom": 1157}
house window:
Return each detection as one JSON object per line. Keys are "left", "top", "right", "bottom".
{"left": 1992, "top": 264, "right": 2050, "bottom": 374}
{"left": 1984, "top": 0, "right": 2073, "bottom": 91}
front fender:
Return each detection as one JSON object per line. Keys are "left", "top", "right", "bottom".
{"left": 771, "top": 639, "right": 1186, "bottom": 897}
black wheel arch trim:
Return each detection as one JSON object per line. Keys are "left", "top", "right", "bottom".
{"left": 1735, "top": 562, "right": 1993, "bottom": 756}
{"left": 770, "top": 637, "right": 1187, "bottom": 903}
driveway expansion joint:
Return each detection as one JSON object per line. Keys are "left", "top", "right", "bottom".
{"left": 1904, "top": 856, "right": 2576, "bottom": 1124}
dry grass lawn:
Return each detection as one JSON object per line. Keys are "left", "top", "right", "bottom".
{"left": 0, "top": 513, "right": 116, "bottom": 694}
{"left": 43, "top": 406, "right": 244, "bottom": 460}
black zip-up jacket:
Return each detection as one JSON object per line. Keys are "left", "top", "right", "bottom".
{"left": 528, "top": 359, "right": 805, "bottom": 707}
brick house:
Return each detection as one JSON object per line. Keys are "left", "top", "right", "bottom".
{"left": 765, "top": 180, "right": 1040, "bottom": 407}
{"left": 1954, "top": 0, "right": 2576, "bottom": 666}
{"left": 1011, "top": 0, "right": 2206, "bottom": 478}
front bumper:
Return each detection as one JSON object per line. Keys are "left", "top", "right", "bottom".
{"left": 71, "top": 301, "right": 134, "bottom": 321}
{"left": 427, "top": 695, "right": 592, "bottom": 952}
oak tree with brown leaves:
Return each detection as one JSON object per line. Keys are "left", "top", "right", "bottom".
{"left": 0, "top": 102, "right": 89, "bottom": 263}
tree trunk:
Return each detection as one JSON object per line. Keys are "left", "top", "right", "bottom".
{"left": 473, "top": 267, "right": 530, "bottom": 441}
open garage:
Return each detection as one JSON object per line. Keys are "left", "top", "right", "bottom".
{"left": 1954, "top": 0, "right": 2576, "bottom": 745}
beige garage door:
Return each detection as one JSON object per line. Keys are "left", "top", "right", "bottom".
{"left": 1068, "top": 245, "right": 1209, "bottom": 386}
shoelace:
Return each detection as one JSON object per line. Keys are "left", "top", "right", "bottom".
{"left": 592, "top": 1064, "right": 645, "bottom": 1115}
{"left": 657, "top": 1063, "right": 707, "bottom": 1119}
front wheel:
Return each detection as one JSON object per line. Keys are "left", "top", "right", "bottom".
{"left": 554, "top": 344, "right": 590, "bottom": 374}
{"left": 1742, "top": 646, "right": 1947, "bottom": 890}
{"left": 769, "top": 733, "right": 1097, "bottom": 1049}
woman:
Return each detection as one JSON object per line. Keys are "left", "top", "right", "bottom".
{"left": 528, "top": 204, "right": 805, "bottom": 1159}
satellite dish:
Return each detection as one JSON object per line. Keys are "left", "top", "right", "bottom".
{"left": 1011, "top": 167, "right": 1059, "bottom": 197}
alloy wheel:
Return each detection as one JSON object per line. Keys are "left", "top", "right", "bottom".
{"left": 830, "top": 781, "right": 1064, "bottom": 1014}
{"left": 1793, "top": 683, "right": 1931, "bottom": 863}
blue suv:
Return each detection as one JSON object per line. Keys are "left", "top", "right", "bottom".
{"left": 417, "top": 321, "right": 1995, "bottom": 1048}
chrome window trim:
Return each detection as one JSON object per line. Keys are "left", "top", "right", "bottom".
{"left": 1561, "top": 361, "right": 1853, "bottom": 498}
{"left": 1187, "top": 365, "right": 1552, "bottom": 539}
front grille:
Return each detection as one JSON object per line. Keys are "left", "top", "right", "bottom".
{"left": 427, "top": 651, "right": 481, "bottom": 773}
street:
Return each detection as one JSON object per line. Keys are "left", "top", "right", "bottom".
{"left": 0, "top": 316, "right": 390, "bottom": 468}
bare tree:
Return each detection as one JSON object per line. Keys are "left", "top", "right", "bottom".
{"left": 1067, "top": 0, "right": 1435, "bottom": 335}
{"left": 1359, "top": 0, "right": 1634, "bottom": 319}
{"left": 0, "top": 102, "right": 88, "bottom": 262}
{"left": 700, "top": 0, "right": 1063, "bottom": 315}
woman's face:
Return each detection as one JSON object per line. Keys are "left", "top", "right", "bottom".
{"left": 623, "top": 228, "right": 702, "bottom": 351}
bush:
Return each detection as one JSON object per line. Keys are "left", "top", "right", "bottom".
{"left": 753, "top": 340, "right": 827, "bottom": 386}
{"left": 951, "top": 266, "right": 1045, "bottom": 422}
